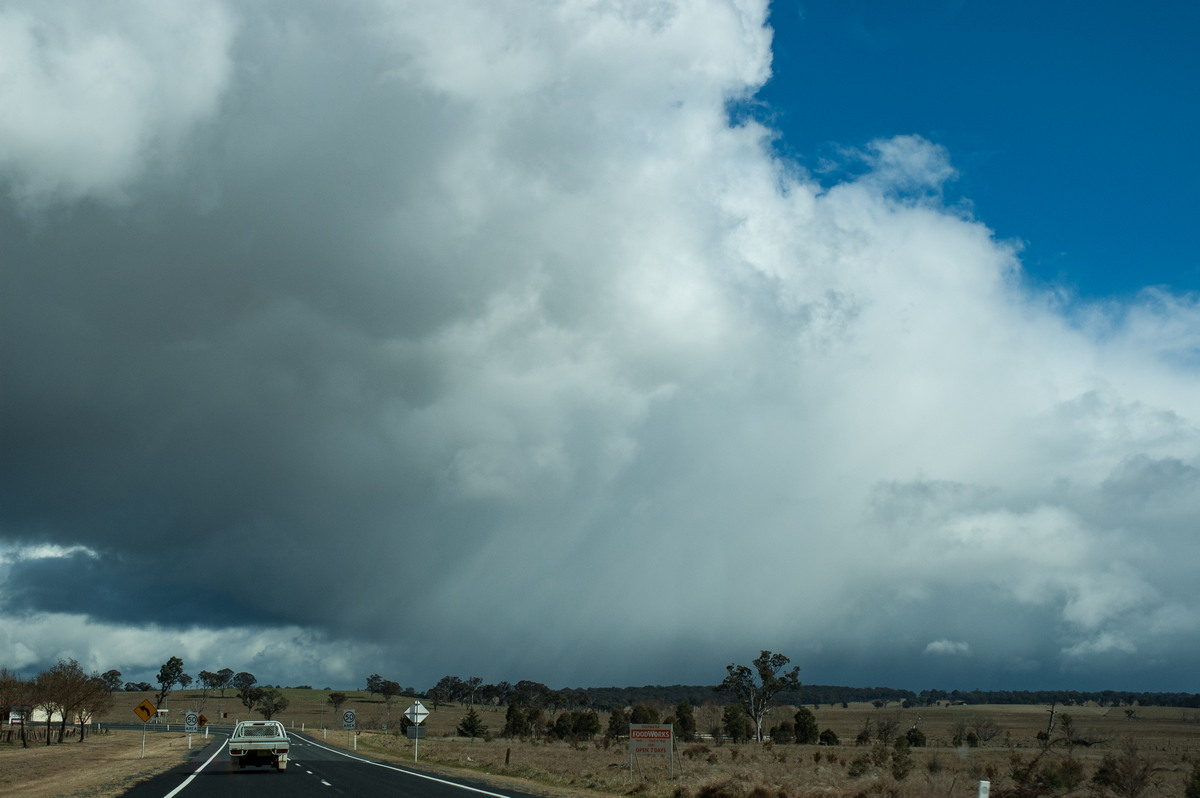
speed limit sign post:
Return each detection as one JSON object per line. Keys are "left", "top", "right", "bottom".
{"left": 342, "top": 709, "right": 357, "bottom": 750}
{"left": 184, "top": 711, "right": 199, "bottom": 748}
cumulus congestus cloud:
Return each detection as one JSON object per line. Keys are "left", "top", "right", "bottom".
{"left": 2, "top": 0, "right": 1199, "bottom": 691}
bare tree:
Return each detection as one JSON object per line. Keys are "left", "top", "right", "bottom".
{"left": 971, "top": 714, "right": 1001, "bottom": 745}
{"left": 76, "top": 676, "right": 114, "bottom": 741}
{"left": 1, "top": 667, "right": 33, "bottom": 748}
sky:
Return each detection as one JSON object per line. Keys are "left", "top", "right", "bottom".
{"left": 2, "top": 0, "right": 1199, "bottom": 696}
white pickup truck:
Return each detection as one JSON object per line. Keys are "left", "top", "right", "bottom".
{"left": 228, "top": 720, "right": 290, "bottom": 771}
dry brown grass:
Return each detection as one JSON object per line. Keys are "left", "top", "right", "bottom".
{"left": 4, "top": 689, "right": 1200, "bottom": 797}
{"left": 0, "top": 728, "right": 196, "bottom": 798}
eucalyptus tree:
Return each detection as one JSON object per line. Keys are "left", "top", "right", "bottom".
{"left": 716, "top": 650, "right": 801, "bottom": 742}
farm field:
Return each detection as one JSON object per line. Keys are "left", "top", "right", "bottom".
{"left": 3, "top": 688, "right": 1200, "bottom": 797}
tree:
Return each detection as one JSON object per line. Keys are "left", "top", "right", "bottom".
{"left": 155, "top": 656, "right": 185, "bottom": 708}
{"left": 629, "top": 704, "right": 659, "bottom": 724}
{"left": 0, "top": 667, "right": 32, "bottom": 748}
{"left": 606, "top": 707, "right": 629, "bottom": 740}
{"left": 379, "top": 679, "right": 402, "bottom": 712}
{"left": 722, "top": 704, "right": 753, "bottom": 743}
{"left": 216, "top": 668, "right": 235, "bottom": 698}
{"left": 365, "top": 674, "right": 384, "bottom": 695}
{"left": 234, "top": 672, "right": 261, "bottom": 712}
{"left": 101, "top": 669, "right": 123, "bottom": 692}
{"left": 572, "top": 710, "right": 601, "bottom": 740}
{"left": 197, "top": 671, "right": 218, "bottom": 703}
{"left": 32, "top": 660, "right": 100, "bottom": 745}
{"left": 327, "top": 692, "right": 347, "bottom": 712}
{"left": 716, "top": 650, "right": 801, "bottom": 742}
{"left": 769, "top": 720, "right": 795, "bottom": 743}
{"left": 465, "top": 676, "right": 483, "bottom": 707}
{"left": 794, "top": 707, "right": 819, "bottom": 744}
{"left": 76, "top": 676, "right": 113, "bottom": 741}
{"left": 674, "top": 701, "right": 697, "bottom": 742}
{"left": 232, "top": 672, "right": 257, "bottom": 692}
{"left": 503, "top": 704, "right": 531, "bottom": 738}
{"left": 435, "top": 675, "right": 466, "bottom": 705}
{"left": 33, "top": 666, "right": 63, "bottom": 746}
{"left": 458, "top": 707, "right": 488, "bottom": 738}
{"left": 51, "top": 660, "right": 96, "bottom": 743}
{"left": 256, "top": 688, "right": 289, "bottom": 720}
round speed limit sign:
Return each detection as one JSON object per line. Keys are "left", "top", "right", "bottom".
{"left": 342, "top": 709, "right": 356, "bottom": 729}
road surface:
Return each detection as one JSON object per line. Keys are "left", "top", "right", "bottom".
{"left": 120, "top": 729, "right": 545, "bottom": 798}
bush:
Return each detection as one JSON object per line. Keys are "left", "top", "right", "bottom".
{"left": 793, "top": 707, "right": 819, "bottom": 745}
{"left": 1186, "top": 760, "right": 1200, "bottom": 798}
{"left": 769, "top": 721, "right": 794, "bottom": 744}
{"left": 457, "top": 707, "right": 488, "bottom": 739}
{"left": 722, "top": 705, "right": 753, "bottom": 743}
{"left": 819, "top": 728, "right": 840, "bottom": 746}
{"left": 1093, "top": 739, "right": 1153, "bottom": 798}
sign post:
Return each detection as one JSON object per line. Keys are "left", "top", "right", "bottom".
{"left": 184, "top": 711, "right": 199, "bottom": 748}
{"left": 404, "top": 701, "right": 429, "bottom": 762}
{"left": 134, "top": 700, "right": 157, "bottom": 758}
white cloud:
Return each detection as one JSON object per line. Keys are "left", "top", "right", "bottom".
{"left": 924, "top": 640, "right": 971, "bottom": 657}
{"left": 0, "top": 0, "right": 235, "bottom": 207}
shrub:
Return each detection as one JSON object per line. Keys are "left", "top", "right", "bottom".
{"left": 457, "top": 707, "right": 487, "bottom": 739}
{"left": 1186, "top": 760, "right": 1200, "bottom": 798}
{"left": 1093, "top": 739, "right": 1153, "bottom": 798}
{"left": 769, "top": 721, "right": 795, "bottom": 744}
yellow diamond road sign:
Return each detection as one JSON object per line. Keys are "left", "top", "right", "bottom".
{"left": 198, "top": 714, "right": 208, "bottom": 727}
{"left": 134, "top": 699, "right": 156, "bottom": 723}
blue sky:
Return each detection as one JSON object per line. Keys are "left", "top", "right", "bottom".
{"left": 760, "top": 0, "right": 1200, "bottom": 299}
{"left": 2, "top": 0, "right": 1199, "bottom": 696}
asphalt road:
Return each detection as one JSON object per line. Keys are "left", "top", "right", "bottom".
{"left": 119, "top": 729, "right": 545, "bottom": 798}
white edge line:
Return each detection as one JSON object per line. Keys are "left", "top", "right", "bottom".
{"left": 162, "top": 738, "right": 229, "bottom": 798}
{"left": 300, "top": 734, "right": 514, "bottom": 797}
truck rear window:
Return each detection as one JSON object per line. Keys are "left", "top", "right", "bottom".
{"left": 239, "top": 724, "right": 281, "bottom": 737}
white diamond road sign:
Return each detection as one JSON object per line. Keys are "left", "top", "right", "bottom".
{"left": 405, "top": 701, "right": 429, "bottom": 725}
